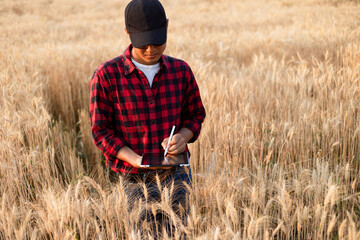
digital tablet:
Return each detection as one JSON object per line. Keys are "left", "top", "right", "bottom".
{"left": 140, "top": 152, "right": 190, "bottom": 168}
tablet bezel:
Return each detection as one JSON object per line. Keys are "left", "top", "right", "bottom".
{"left": 140, "top": 152, "right": 190, "bottom": 168}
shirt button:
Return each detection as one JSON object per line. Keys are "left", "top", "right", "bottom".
{"left": 150, "top": 100, "right": 153, "bottom": 104}
{"left": 153, "top": 141, "right": 157, "bottom": 145}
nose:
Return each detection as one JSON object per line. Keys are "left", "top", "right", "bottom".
{"left": 145, "top": 45, "right": 155, "bottom": 52}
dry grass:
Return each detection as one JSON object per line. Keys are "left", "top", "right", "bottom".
{"left": 1, "top": 0, "right": 360, "bottom": 238}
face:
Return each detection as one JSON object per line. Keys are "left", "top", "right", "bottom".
{"left": 131, "top": 43, "right": 166, "bottom": 65}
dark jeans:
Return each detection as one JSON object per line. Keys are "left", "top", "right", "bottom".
{"left": 119, "top": 166, "right": 192, "bottom": 238}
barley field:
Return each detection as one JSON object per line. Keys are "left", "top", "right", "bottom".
{"left": 1, "top": 0, "right": 360, "bottom": 239}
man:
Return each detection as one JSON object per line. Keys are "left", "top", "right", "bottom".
{"left": 89, "top": 0, "right": 205, "bottom": 235}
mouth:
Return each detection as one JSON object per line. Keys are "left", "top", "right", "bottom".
{"left": 146, "top": 53, "right": 158, "bottom": 58}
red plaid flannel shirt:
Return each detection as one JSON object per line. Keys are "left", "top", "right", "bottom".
{"left": 90, "top": 45, "right": 206, "bottom": 173}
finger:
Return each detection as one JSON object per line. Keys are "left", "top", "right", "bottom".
{"left": 169, "top": 134, "right": 182, "bottom": 145}
{"left": 168, "top": 142, "right": 186, "bottom": 154}
{"left": 166, "top": 139, "right": 178, "bottom": 151}
{"left": 169, "top": 134, "right": 186, "bottom": 147}
{"left": 165, "top": 134, "right": 185, "bottom": 153}
{"left": 162, "top": 138, "right": 169, "bottom": 149}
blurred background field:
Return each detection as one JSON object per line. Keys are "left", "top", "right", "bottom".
{"left": 1, "top": 0, "right": 360, "bottom": 239}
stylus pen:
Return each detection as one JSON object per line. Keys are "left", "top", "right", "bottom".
{"left": 164, "top": 125, "right": 176, "bottom": 157}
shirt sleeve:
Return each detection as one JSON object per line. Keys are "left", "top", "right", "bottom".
{"left": 89, "top": 70, "right": 127, "bottom": 161}
{"left": 181, "top": 64, "right": 206, "bottom": 143}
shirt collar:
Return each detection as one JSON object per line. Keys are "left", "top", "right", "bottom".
{"left": 123, "top": 44, "right": 169, "bottom": 76}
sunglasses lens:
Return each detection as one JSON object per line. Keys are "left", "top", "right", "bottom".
{"left": 138, "top": 44, "right": 162, "bottom": 49}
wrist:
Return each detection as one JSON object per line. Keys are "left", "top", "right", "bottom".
{"left": 116, "top": 146, "right": 142, "bottom": 168}
{"left": 179, "top": 128, "right": 194, "bottom": 143}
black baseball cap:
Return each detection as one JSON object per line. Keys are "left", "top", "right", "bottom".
{"left": 125, "top": 0, "right": 167, "bottom": 48}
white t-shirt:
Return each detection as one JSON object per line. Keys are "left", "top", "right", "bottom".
{"left": 131, "top": 58, "right": 160, "bottom": 88}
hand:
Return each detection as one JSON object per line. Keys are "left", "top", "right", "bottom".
{"left": 116, "top": 146, "right": 171, "bottom": 170}
{"left": 128, "top": 155, "right": 143, "bottom": 169}
{"left": 162, "top": 133, "right": 187, "bottom": 155}
{"left": 131, "top": 155, "right": 172, "bottom": 170}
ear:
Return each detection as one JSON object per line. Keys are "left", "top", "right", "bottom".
{"left": 166, "top": 19, "right": 169, "bottom": 29}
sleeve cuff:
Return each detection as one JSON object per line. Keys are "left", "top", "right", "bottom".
{"left": 182, "top": 120, "right": 201, "bottom": 143}
{"left": 102, "top": 138, "right": 126, "bottom": 161}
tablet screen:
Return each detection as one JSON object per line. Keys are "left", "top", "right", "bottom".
{"left": 140, "top": 152, "right": 189, "bottom": 167}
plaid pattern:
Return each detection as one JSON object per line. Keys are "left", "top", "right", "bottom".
{"left": 90, "top": 44, "right": 206, "bottom": 173}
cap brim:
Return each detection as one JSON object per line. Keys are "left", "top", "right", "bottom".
{"left": 130, "top": 26, "right": 167, "bottom": 48}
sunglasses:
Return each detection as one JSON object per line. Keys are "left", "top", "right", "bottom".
{"left": 137, "top": 44, "right": 164, "bottom": 50}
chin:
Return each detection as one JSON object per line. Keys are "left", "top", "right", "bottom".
{"left": 145, "top": 58, "right": 160, "bottom": 65}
